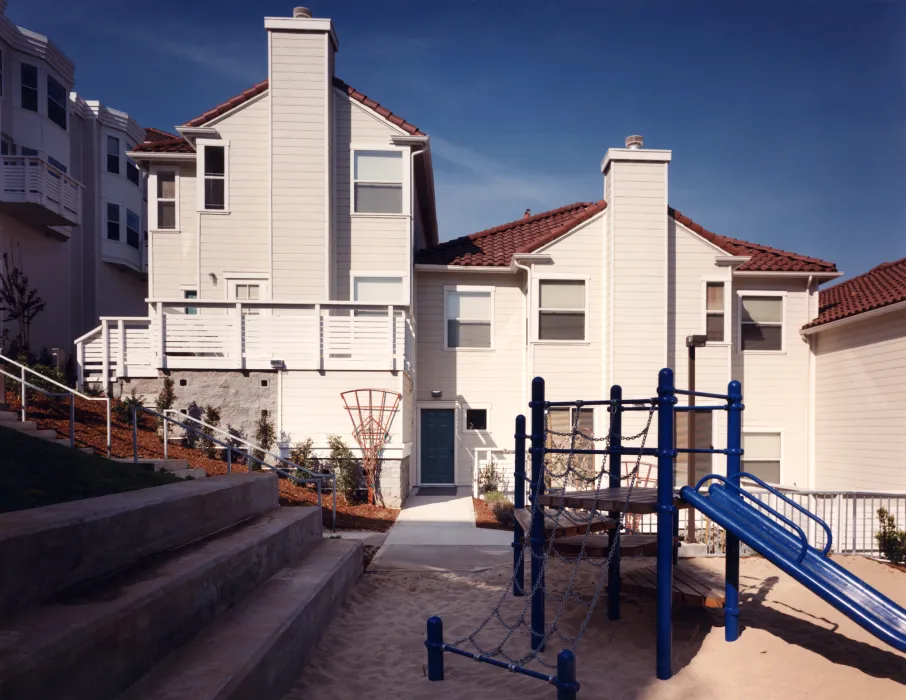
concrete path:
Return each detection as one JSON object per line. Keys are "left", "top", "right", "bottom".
{"left": 369, "top": 488, "right": 512, "bottom": 572}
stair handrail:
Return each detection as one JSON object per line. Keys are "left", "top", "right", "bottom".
{"left": 135, "top": 406, "right": 337, "bottom": 531}
{"left": 691, "top": 472, "right": 833, "bottom": 562}
{"left": 0, "top": 367, "right": 76, "bottom": 447}
{"left": 0, "top": 352, "right": 111, "bottom": 456}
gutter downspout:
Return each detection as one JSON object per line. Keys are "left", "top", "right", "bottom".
{"left": 805, "top": 275, "right": 816, "bottom": 489}
{"left": 513, "top": 258, "right": 532, "bottom": 415}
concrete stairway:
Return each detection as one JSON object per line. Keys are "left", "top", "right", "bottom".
{"left": 0, "top": 473, "right": 362, "bottom": 700}
{"left": 0, "top": 405, "right": 94, "bottom": 453}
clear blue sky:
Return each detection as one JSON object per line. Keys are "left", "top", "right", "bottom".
{"left": 11, "top": 0, "right": 905, "bottom": 279}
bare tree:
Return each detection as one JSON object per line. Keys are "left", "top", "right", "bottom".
{"left": 0, "top": 252, "right": 45, "bottom": 355}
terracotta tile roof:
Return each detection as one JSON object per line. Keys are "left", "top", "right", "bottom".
{"left": 332, "top": 77, "right": 424, "bottom": 136}
{"left": 132, "top": 136, "right": 193, "bottom": 154}
{"left": 803, "top": 257, "right": 906, "bottom": 329}
{"left": 415, "top": 202, "right": 607, "bottom": 267}
{"left": 144, "top": 127, "right": 180, "bottom": 142}
{"left": 669, "top": 207, "right": 837, "bottom": 273}
{"left": 183, "top": 79, "right": 269, "bottom": 128}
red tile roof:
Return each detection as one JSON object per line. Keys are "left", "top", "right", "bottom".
{"left": 144, "top": 127, "right": 180, "bottom": 142}
{"left": 132, "top": 136, "right": 193, "bottom": 154}
{"left": 184, "top": 79, "right": 269, "bottom": 128}
{"left": 333, "top": 77, "right": 424, "bottom": 136}
{"left": 803, "top": 257, "right": 906, "bottom": 329}
{"left": 415, "top": 202, "right": 607, "bottom": 267}
{"left": 669, "top": 208, "right": 837, "bottom": 273}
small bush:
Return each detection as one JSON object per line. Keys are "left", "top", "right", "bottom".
{"left": 114, "top": 388, "right": 145, "bottom": 423}
{"left": 155, "top": 377, "right": 176, "bottom": 437}
{"left": 327, "top": 434, "right": 361, "bottom": 502}
{"left": 477, "top": 458, "right": 502, "bottom": 494}
{"left": 877, "top": 508, "right": 906, "bottom": 565}
{"left": 252, "top": 411, "right": 276, "bottom": 469}
{"left": 484, "top": 490, "right": 507, "bottom": 504}
{"left": 183, "top": 402, "right": 203, "bottom": 449}
{"left": 199, "top": 405, "right": 222, "bottom": 459}
{"left": 490, "top": 498, "right": 515, "bottom": 528}
{"left": 226, "top": 425, "right": 247, "bottom": 465}
{"left": 289, "top": 437, "right": 322, "bottom": 478}
{"left": 81, "top": 383, "right": 105, "bottom": 398}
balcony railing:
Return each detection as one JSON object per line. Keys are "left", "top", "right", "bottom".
{"left": 75, "top": 301, "right": 414, "bottom": 385}
{"left": 1, "top": 156, "right": 81, "bottom": 228}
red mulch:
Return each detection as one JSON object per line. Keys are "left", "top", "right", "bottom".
{"left": 4, "top": 390, "right": 399, "bottom": 532}
{"left": 473, "top": 497, "right": 512, "bottom": 531}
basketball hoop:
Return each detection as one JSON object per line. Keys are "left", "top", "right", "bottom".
{"left": 341, "top": 389, "right": 401, "bottom": 505}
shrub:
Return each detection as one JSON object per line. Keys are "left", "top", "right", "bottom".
{"left": 327, "top": 434, "right": 361, "bottom": 502}
{"left": 155, "top": 377, "right": 176, "bottom": 437}
{"left": 252, "top": 411, "right": 276, "bottom": 469}
{"left": 877, "top": 508, "right": 906, "bottom": 565}
{"left": 183, "top": 402, "right": 203, "bottom": 449}
{"left": 198, "top": 405, "right": 222, "bottom": 459}
{"left": 477, "top": 458, "right": 502, "bottom": 495}
{"left": 490, "top": 497, "right": 515, "bottom": 528}
{"left": 27, "top": 362, "right": 68, "bottom": 400}
{"left": 114, "top": 388, "right": 145, "bottom": 424}
{"left": 484, "top": 490, "right": 507, "bottom": 504}
{"left": 81, "top": 383, "right": 105, "bottom": 398}
{"left": 289, "top": 437, "right": 321, "bottom": 478}
{"left": 226, "top": 425, "right": 247, "bottom": 465}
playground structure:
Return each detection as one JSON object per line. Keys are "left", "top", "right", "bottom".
{"left": 425, "top": 368, "right": 906, "bottom": 698}
{"left": 341, "top": 388, "right": 401, "bottom": 505}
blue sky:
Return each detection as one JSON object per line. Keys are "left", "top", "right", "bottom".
{"left": 11, "top": 0, "right": 904, "bottom": 279}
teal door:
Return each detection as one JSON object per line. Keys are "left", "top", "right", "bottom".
{"left": 420, "top": 409, "right": 455, "bottom": 484}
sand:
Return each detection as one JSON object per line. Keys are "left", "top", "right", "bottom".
{"left": 284, "top": 555, "right": 906, "bottom": 700}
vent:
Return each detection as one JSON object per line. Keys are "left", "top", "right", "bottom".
{"left": 293, "top": 7, "right": 312, "bottom": 18}
{"left": 625, "top": 135, "right": 644, "bottom": 149}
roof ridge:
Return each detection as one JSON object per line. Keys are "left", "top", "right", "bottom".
{"left": 825, "top": 255, "right": 906, "bottom": 293}
{"left": 463, "top": 202, "right": 595, "bottom": 243}
{"left": 514, "top": 200, "right": 607, "bottom": 255}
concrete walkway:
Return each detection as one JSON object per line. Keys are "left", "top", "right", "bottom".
{"left": 369, "top": 488, "right": 513, "bottom": 572}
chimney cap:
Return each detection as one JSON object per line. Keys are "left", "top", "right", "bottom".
{"left": 293, "top": 7, "right": 312, "bottom": 18}
{"left": 524, "top": 208, "right": 532, "bottom": 219}
{"left": 625, "top": 135, "right": 644, "bottom": 149}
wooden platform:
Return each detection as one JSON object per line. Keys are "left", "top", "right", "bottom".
{"left": 537, "top": 487, "right": 690, "bottom": 514}
{"left": 548, "top": 533, "right": 660, "bottom": 559}
{"left": 514, "top": 508, "right": 616, "bottom": 539}
{"left": 619, "top": 559, "right": 726, "bottom": 609}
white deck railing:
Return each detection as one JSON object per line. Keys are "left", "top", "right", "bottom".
{"left": 2, "top": 156, "right": 81, "bottom": 225}
{"left": 75, "top": 301, "right": 413, "bottom": 384}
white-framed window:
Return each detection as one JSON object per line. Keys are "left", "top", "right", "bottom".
{"left": 463, "top": 406, "right": 489, "bottom": 432}
{"left": 106, "top": 135, "right": 120, "bottom": 174}
{"left": 47, "top": 155, "right": 66, "bottom": 174}
{"left": 352, "top": 275, "right": 404, "bottom": 304}
{"left": 20, "top": 146, "right": 37, "bottom": 156}
{"left": 444, "top": 286, "right": 493, "bottom": 350}
{"left": 183, "top": 289, "right": 198, "bottom": 315}
{"left": 226, "top": 276, "right": 269, "bottom": 316}
{"left": 198, "top": 140, "right": 228, "bottom": 212}
{"left": 154, "top": 170, "right": 178, "bottom": 230}
{"left": 537, "top": 278, "right": 587, "bottom": 341}
{"left": 126, "top": 209, "right": 140, "bottom": 249}
{"left": 106, "top": 203, "right": 120, "bottom": 241}
{"left": 20, "top": 63, "right": 37, "bottom": 112}
{"left": 704, "top": 281, "right": 726, "bottom": 342}
{"left": 742, "top": 431, "right": 781, "bottom": 484}
{"left": 738, "top": 293, "right": 784, "bottom": 352}
{"left": 46, "top": 75, "right": 66, "bottom": 130}
{"left": 0, "top": 136, "right": 12, "bottom": 156}
{"left": 352, "top": 149, "right": 403, "bottom": 214}
{"left": 126, "top": 158, "right": 140, "bottom": 186}
{"left": 546, "top": 406, "right": 595, "bottom": 480}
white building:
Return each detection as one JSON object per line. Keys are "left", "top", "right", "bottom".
{"left": 0, "top": 0, "right": 146, "bottom": 362}
{"left": 75, "top": 7, "right": 904, "bottom": 506}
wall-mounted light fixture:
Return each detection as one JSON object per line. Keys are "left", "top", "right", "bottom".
{"left": 270, "top": 359, "right": 285, "bottom": 370}
{"left": 209, "top": 272, "right": 218, "bottom": 285}
{"left": 431, "top": 390, "right": 442, "bottom": 399}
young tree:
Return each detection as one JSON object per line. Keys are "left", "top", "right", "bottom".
{"left": 0, "top": 252, "right": 46, "bottom": 354}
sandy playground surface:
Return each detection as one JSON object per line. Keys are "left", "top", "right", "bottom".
{"left": 284, "top": 555, "right": 905, "bottom": 700}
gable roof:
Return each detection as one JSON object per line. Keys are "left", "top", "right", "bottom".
{"left": 144, "top": 127, "right": 180, "bottom": 142}
{"left": 415, "top": 202, "right": 607, "bottom": 267}
{"left": 803, "top": 256, "right": 906, "bottom": 330}
{"left": 669, "top": 208, "right": 837, "bottom": 273}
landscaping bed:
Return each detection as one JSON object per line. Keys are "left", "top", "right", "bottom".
{"left": 473, "top": 496, "right": 512, "bottom": 531}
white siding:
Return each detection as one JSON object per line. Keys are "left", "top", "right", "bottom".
{"left": 333, "top": 93, "right": 409, "bottom": 300}
{"left": 814, "top": 309, "right": 906, "bottom": 490}
{"left": 150, "top": 163, "right": 196, "bottom": 300}
{"left": 270, "top": 31, "right": 328, "bottom": 300}
{"left": 199, "top": 96, "right": 270, "bottom": 297}
{"left": 415, "top": 271, "right": 526, "bottom": 485}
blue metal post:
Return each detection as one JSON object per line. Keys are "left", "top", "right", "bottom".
{"left": 607, "top": 384, "right": 622, "bottom": 621}
{"left": 555, "top": 649, "right": 579, "bottom": 700}
{"left": 426, "top": 616, "right": 445, "bottom": 681}
{"left": 656, "top": 368, "right": 676, "bottom": 681}
{"left": 513, "top": 414, "right": 527, "bottom": 596}
{"left": 530, "top": 377, "right": 546, "bottom": 652}
{"left": 725, "top": 379, "right": 743, "bottom": 643}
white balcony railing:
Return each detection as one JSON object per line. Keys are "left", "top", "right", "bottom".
{"left": 1, "top": 156, "right": 81, "bottom": 226}
{"left": 75, "top": 301, "right": 414, "bottom": 385}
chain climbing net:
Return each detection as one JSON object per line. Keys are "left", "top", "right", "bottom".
{"left": 450, "top": 401, "right": 657, "bottom": 670}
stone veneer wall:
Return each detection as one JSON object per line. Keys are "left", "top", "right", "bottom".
{"left": 123, "top": 370, "right": 277, "bottom": 441}
{"left": 375, "top": 455, "right": 410, "bottom": 508}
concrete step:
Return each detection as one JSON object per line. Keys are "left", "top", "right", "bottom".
{"left": 0, "top": 472, "right": 280, "bottom": 616}
{"left": 0, "top": 506, "right": 323, "bottom": 700}
{"left": 119, "top": 539, "right": 362, "bottom": 700}
{"left": 173, "top": 468, "right": 208, "bottom": 479}
{"left": 114, "top": 458, "right": 190, "bottom": 473}
{"left": 0, "top": 410, "right": 18, "bottom": 421}
{"left": 2, "top": 420, "right": 37, "bottom": 431}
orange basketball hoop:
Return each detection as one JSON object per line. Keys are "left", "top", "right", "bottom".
{"left": 341, "top": 389, "right": 401, "bottom": 504}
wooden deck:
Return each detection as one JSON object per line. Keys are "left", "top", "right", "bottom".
{"left": 536, "top": 487, "right": 690, "bottom": 514}
{"left": 619, "top": 559, "right": 726, "bottom": 609}
{"left": 514, "top": 508, "right": 616, "bottom": 539}
{"left": 548, "top": 533, "right": 660, "bottom": 559}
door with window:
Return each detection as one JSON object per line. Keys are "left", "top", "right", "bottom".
{"left": 421, "top": 409, "right": 455, "bottom": 484}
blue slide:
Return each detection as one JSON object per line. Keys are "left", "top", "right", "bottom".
{"left": 679, "top": 474, "right": 906, "bottom": 653}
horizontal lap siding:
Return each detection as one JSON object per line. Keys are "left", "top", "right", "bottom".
{"left": 814, "top": 309, "right": 906, "bottom": 490}
{"left": 271, "top": 31, "right": 327, "bottom": 300}
{"left": 416, "top": 272, "right": 526, "bottom": 485}
{"left": 334, "top": 93, "right": 408, "bottom": 300}
{"left": 152, "top": 164, "right": 197, "bottom": 299}
{"left": 199, "top": 96, "right": 270, "bottom": 297}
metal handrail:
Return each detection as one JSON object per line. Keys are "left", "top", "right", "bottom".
{"left": 0, "top": 368, "right": 75, "bottom": 447}
{"left": 0, "top": 353, "right": 111, "bottom": 455}
{"left": 134, "top": 406, "right": 336, "bottom": 531}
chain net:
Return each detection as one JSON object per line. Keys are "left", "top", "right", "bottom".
{"left": 451, "top": 401, "right": 657, "bottom": 669}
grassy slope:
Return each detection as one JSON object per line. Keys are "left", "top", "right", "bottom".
{"left": 0, "top": 425, "right": 180, "bottom": 513}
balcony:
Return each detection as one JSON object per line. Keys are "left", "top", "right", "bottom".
{"left": 75, "top": 301, "right": 415, "bottom": 385}
{"left": 0, "top": 156, "right": 81, "bottom": 233}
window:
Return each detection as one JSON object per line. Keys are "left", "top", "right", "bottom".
{"left": 353, "top": 150, "right": 403, "bottom": 214}
{"left": 538, "top": 280, "right": 586, "bottom": 341}
{"left": 1, "top": 136, "right": 14, "bottom": 156}
{"left": 20, "top": 146, "right": 37, "bottom": 156}
{"left": 106, "top": 135, "right": 120, "bottom": 174}
{"left": 742, "top": 432, "right": 781, "bottom": 484}
{"left": 546, "top": 407, "right": 594, "bottom": 484}
{"left": 156, "top": 171, "right": 177, "bottom": 229}
{"left": 126, "top": 209, "right": 140, "bottom": 249}
{"left": 126, "top": 159, "right": 140, "bottom": 186}
{"left": 47, "top": 156, "right": 66, "bottom": 174}
{"left": 106, "top": 203, "right": 120, "bottom": 241}
{"left": 202, "top": 144, "right": 226, "bottom": 210}
{"left": 705, "top": 282, "right": 725, "bottom": 342}
{"left": 445, "top": 289, "right": 492, "bottom": 349}
{"left": 465, "top": 408, "right": 488, "bottom": 432}
{"left": 353, "top": 276, "right": 403, "bottom": 304}
{"left": 740, "top": 295, "right": 783, "bottom": 352}
{"left": 0, "top": 49, "right": 4, "bottom": 97}
{"left": 47, "top": 75, "right": 66, "bottom": 129}
{"left": 235, "top": 283, "right": 260, "bottom": 315}
{"left": 20, "top": 63, "right": 37, "bottom": 112}
{"left": 184, "top": 290, "right": 198, "bottom": 315}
